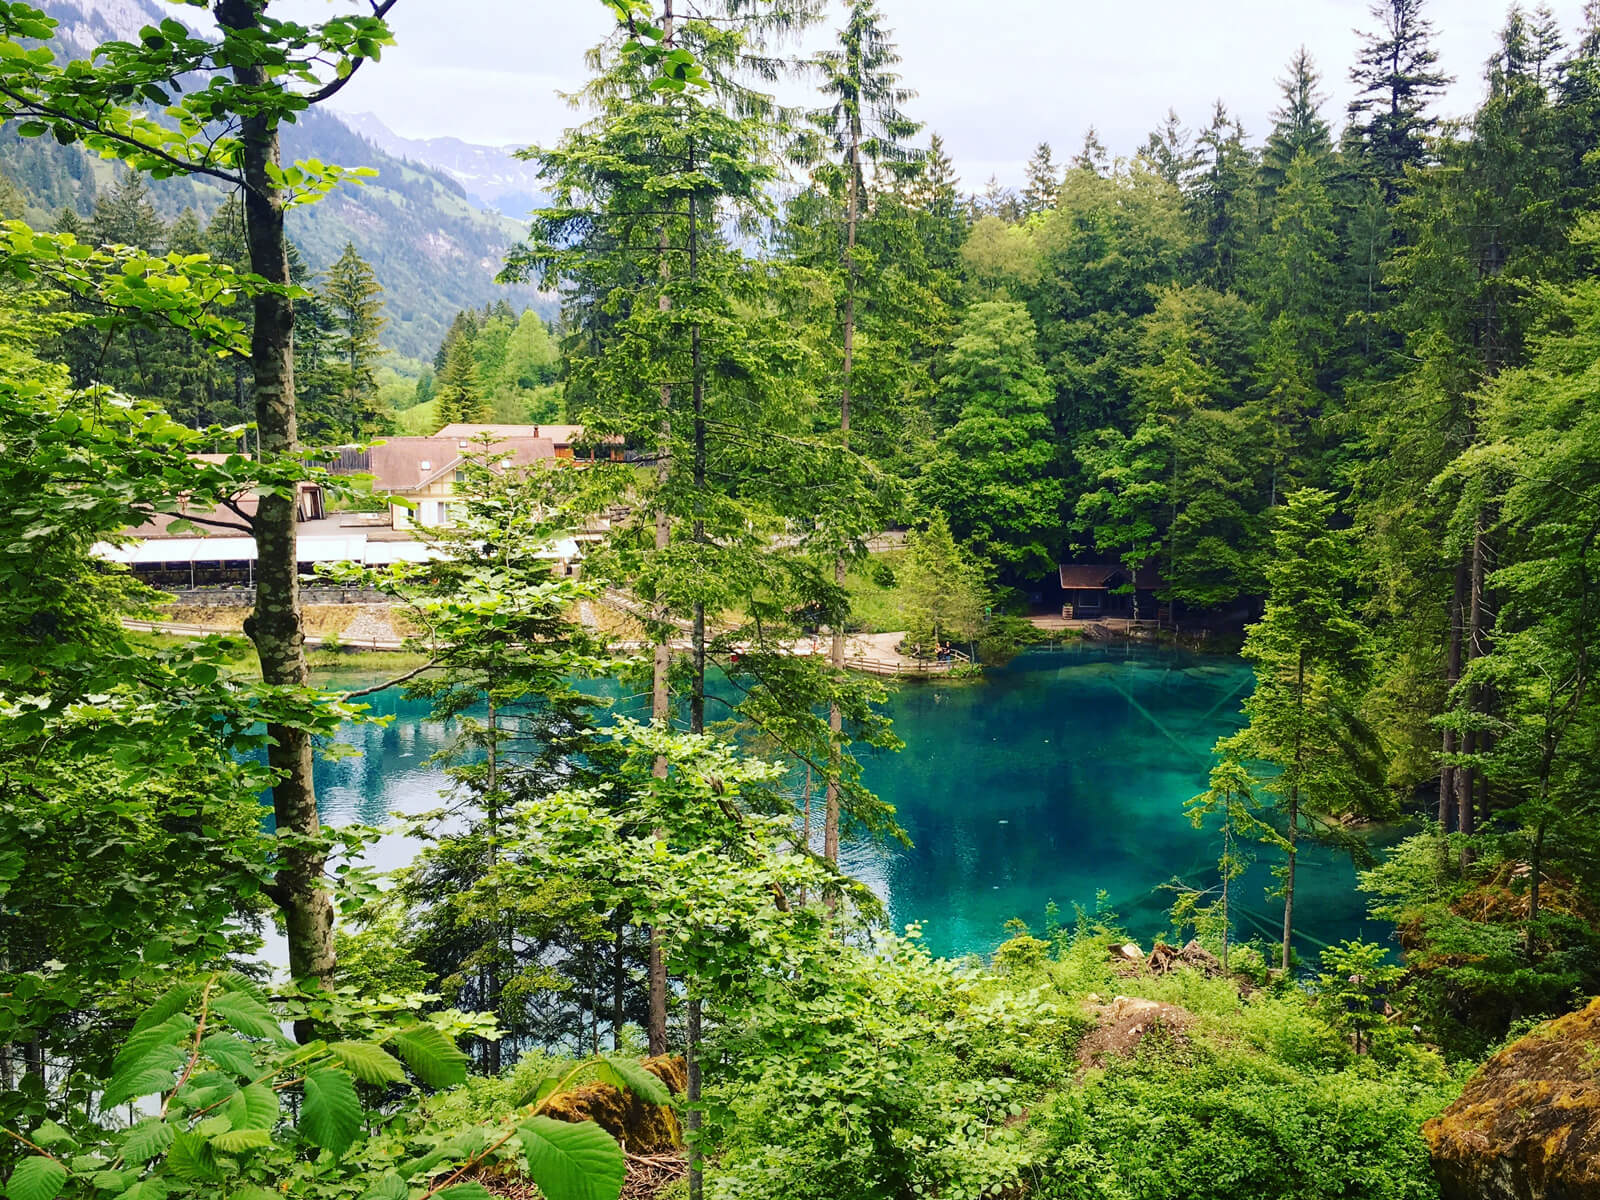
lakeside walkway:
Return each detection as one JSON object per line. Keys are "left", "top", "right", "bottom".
{"left": 121, "top": 619, "right": 966, "bottom": 678}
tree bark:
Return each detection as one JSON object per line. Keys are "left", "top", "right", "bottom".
{"left": 824, "top": 105, "right": 862, "bottom": 871}
{"left": 612, "top": 918, "right": 626, "bottom": 1052}
{"left": 1441, "top": 555, "right": 1467, "bottom": 833}
{"left": 688, "top": 167, "right": 705, "bottom": 739}
{"left": 1458, "top": 511, "right": 1488, "bottom": 863}
{"left": 1281, "top": 647, "right": 1305, "bottom": 974}
{"left": 215, "top": 0, "right": 334, "bottom": 1031}
{"left": 645, "top": 0, "right": 676, "bottom": 1058}
{"left": 686, "top": 995, "right": 703, "bottom": 1200}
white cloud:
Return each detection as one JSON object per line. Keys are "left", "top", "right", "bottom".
{"left": 286, "top": 0, "right": 1589, "bottom": 189}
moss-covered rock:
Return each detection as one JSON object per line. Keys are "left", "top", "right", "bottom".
{"left": 543, "top": 1055, "right": 686, "bottom": 1152}
{"left": 1424, "top": 997, "right": 1600, "bottom": 1200}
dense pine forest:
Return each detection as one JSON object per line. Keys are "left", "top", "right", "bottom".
{"left": 3, "top": 1, "right": 1600, "bottom": 1199}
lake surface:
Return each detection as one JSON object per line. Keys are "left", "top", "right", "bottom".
{"left": 311, "top": 644, "right": 1390, "bottom": 961}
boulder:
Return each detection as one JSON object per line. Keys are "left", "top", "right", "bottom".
{"left": 542, "top": 1055, "right": 686, "bottom": 1152}
{"left": 1077, "top": 996, "right": 1193, "bottom": 1069}
{"left": 1110, "top": 942, "right": 1145, "bottom": 963}
{"left": 1424, "top": 998, "right": 1600, "bottom": 1200}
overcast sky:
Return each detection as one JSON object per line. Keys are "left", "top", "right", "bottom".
{"left": 287, "top": 0, "right": 1591, "bottom": 190}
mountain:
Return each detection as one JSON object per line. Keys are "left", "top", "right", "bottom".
{"left": 0, "top": 0, "right": 551, "bottom": 361}
{"left": 337, "top": 112, "right": 548, "bottom": 218}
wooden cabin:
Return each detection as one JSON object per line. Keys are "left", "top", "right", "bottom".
{"left": 1058, "top": 561, "right": 1163, "bottom": 619}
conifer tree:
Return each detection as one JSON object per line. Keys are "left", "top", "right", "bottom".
{"left": 1021, "top": 140, "right": 1060, "bottom": 213}
{"left": 1216, "top": 489, "right": 1384, "bottom": 972}
{"left": 1347, "top": 0, "right": 1450, "bottom": 198}
{"left": 1188, "top": 102, "right": 1259, "bottom": 291}
{"left": 435, "top": 329, "right": 484, "bottom": 426}
{"left": 897, "top": 511, "right": 985, "bottom": 656}
{"left": 1260, "top": 48, "right": 1333, "bottom": 197}
{"left": 1140, "top": 108, "right": 1195, "bottom": 185}
{"left": 88, "top": 167, "right": 165, "bottom": 250}
{"left": 1072, "top": 125, "right": 1109, "bottom": 174}
{"left": 802, "top": 0, "right": 920, "bottom": 865}
{"left": 322, "top": 241, "right": 388, "bottom": 441}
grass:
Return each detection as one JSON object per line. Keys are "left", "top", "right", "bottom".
{"left": 843, "top": 551, "right": 907, "bottom": 634}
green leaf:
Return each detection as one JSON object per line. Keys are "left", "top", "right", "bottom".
{"left": 597, "top": 1057, "right": 669, "bottom": 1106}
{"left": 119, "top": 1118, "right": 174, "bottom": 1164}
{"left": 229, "top": 1189, "right": 280, "bottom": 1200}
{"left": 29, "top": 1122, "right": 76, "bottom": 1152}
{"left": 113, "top": 1014, "right": 192, "bottom": 1075}
{"left": 300, "top": 1067, "right": 361, "bottom": 1156}
{"left": 237, "top": 1082, "right": 279, "bottom": 1130}
{"left": 209, "top": 991, "right": 284, "bottom": 1041}
{"left": 209, "top": 1128, "right": 272, "bottom": 1153}
{"left": 356, "top": 1174, "right": 409, "bottom": 1200}
{"left": 164, "top": 1132, "right": 219, "bottom": 1182}
{"left": 438, "top": 1186, "right": 492, "bottom": 1200}
{"left": 390, "top": 1024, "right": 468, "bottom": 1088}
{"left": 517, "top": 1117, "right": 626, "bottom": 1200}
{"left": 514, "top": 1068, "right": 569, "bottom": 1109}
{"left": 4, "top": 1156, "right": 68, "bottom": 1200}
{"left": 329, "top": 1040, "right": 406, "bottom": 1085}
{"left": 101, "top": 1065, "right": 180, "bottom": 1110}
{"left": 200, "top": 1033, "right": 256, "bottom": 1078}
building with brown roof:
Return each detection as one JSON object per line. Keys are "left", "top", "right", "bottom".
{"left": 1058, "top": 561, "right": 1164, "bottom": 619}
{"left": 432, "top": 423, "right": 623, "bottom": 460}
{"left": 345, "top": 434, "right": 558, "bottom": 530}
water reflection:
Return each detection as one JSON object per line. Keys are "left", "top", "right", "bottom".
{"left": 309, "top": 644, "right": 1394, "bottom": 961}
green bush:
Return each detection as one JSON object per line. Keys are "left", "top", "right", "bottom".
{"left": 1034, "top": 1044, "right": 1453, "bottom": 1200}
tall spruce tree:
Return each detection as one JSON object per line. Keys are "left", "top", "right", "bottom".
{"left": 1260, "top": 48, "right": 1333, "bottom": 197}
{"left": 1347, "top": 0, "right": 1451, "bottom": 197}
{"left": 321, "top": 241, "right": 388, "bottom": 441}
{"left": 1022, "top": 140, "right": 1061, "bottom": 214}
{"left": 1216, "top": 489, "right": 1384, "bottom": 972}
{"left": 802, "top": 0, "right": 919, "bottom": 866}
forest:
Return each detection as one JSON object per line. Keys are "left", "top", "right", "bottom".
{"left": 2, "top": 0, "right": 1600, "bottom": 1199}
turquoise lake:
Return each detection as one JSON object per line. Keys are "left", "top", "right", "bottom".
{"left": 311, "top": 644, "right": 1391, "bottom": 961}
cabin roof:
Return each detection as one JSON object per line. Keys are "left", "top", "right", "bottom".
{"left": 1058, "top": 561, "right": 1164, "bottom": 590}
{"left": 433, "top": 422, "right": 621, "bottom": 445}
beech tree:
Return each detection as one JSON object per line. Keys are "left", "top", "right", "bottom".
{"left": 919, "top": 300, "right": 1063, "bottom": 576}
{"left": 0, "top": 0, "right": 407, "bottom": 1018}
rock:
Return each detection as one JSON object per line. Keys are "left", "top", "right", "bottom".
{"left": 1077, "top": 996, "right": 1193, "bottom": 1069}
{"left": 1110, "top": 942, "right": 1144, "bottom": 962}
{"left": 1424, "top": 998, "right": 1600, "bottom": 1200}
{"left": 542, "top": 1055, "right": 686, "bottom": 1152}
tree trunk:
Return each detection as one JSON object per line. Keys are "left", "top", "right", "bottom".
{"left": 612, "top": 918, "right": 626, "bottom": 1052}
{"left": 216, "top": 0, "right": 333, "bottom": 1032}
{"left": 1459, "top": 512, "right": 1488, "bottom": 863}
{"left": 1281, "top": 647, "right": 1306, "bottom": 974}
{"left": 824, "top": 115, "right": 862, "bottom": 871}
{"left": 645, "top": 1, "right": 676, "bottom": 1057}
{"left": 1220, "top": 820, "right": 1231, "bottom": 974}
{"left": 688, "top": 168, "right": 706, "bottom": 739}
{"left": 1441, "top": 556, "right": 1467, "bottom": 833}
{"left": 686, "top": 995, "right": 703, "bottom": 1200}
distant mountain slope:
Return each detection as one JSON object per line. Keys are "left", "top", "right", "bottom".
{"left": 338, "top": 112, "right": 548, "bottom": 218}
{"left": 0, "top": 0, "right": 550, "bottom": 360}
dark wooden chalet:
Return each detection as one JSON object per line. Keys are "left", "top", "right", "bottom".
{"left": 1058, "top": 561, "right": 1163, "bottom": 619}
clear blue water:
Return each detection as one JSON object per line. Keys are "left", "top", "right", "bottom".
{"left": 311, "top": 644, "right": 1391, "bottom": 961}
